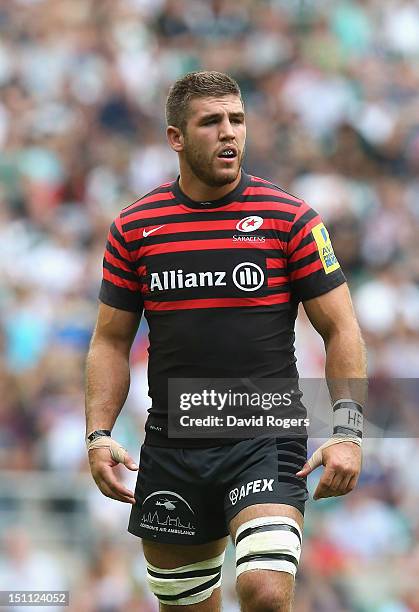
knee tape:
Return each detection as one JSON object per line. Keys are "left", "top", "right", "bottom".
{"left": 235, "top": 516, "right": 302, "bottom": 578}
{"left": 146, "top": 552, "right": 225, "bottom": 606}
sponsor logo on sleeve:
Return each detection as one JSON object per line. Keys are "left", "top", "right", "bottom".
{"left": 311, "top": 222, "right": 340, "bottom": 274}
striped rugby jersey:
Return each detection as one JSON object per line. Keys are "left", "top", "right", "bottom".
{"left": 99, "top": 171, "right": 345, "bottom": 447}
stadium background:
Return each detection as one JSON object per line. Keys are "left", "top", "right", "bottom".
{"left": 1, "top": 0, "right": 419, "bottom": 610}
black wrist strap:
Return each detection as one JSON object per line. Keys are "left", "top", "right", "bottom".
{"left": 86, "top": 429, "right": 112, "bottom": 443}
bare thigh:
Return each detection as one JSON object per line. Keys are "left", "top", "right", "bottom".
{"left": 142, "top": 537, "right": 228, "bottom": 612}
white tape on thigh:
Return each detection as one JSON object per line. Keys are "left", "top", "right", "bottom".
{"left": 146, "top": 552, "right": 225, "bottom": 606}
{"left": 235, "top": 516, "right": 302, "bottom": 578}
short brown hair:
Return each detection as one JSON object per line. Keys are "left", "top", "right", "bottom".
{"left": 165, "top": 71, "right": 243, "bottom": 132}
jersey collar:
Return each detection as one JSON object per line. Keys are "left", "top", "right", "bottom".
{"left": 172, "top": 170, "right": 250, "bottom": 210}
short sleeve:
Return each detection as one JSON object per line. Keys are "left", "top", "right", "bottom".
{"left": 287, "top": 202, "right": 346, "bottom": 302}
{"left": 99, "top": 215, "right": 143, "bottom": 312}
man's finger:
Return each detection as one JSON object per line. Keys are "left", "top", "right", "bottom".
{"left": 313, "top": 467, "right": 335, "bottom": 500}
{"left": 314, "top": 469, "right": 357, "bottom": 499}
{"left": 108, "top": 442, "right": 128, "bottom": 466}
{"left": 295, "top": 461, "right": 312, "bottom": 478}
{"left": 328, "top": 473, "right": 349, "bottom": 497}
{"left": 93, "top": 467, "right": 137, "bottom": 503}
{"left": 315, "top": 470, "right": 352, "bottom": 499}
{"left": 337, "top": 473, "right": 354, "bottom": 496}
{"left": 108, "top": 482, "right": 136, "bottom": 501}
{"left": 296, "top": 441, "right": 329, "bottom": 477}
{"left": 101, "top": 471, "right": 136, "bottom": 498}
{"left": 108, "top": 491, "right": 136, "bottom": 504}
{"left": 98, "top": 477, "right": 136, "bottom": 503}
{"left": 122, "top": 454, "right": 139, "bottom": 471}
{"left": 100, "top": 481, "right": 136, "bottom": 504}
{"left": 346, "top": 473, "right": 358, "bottom": 493}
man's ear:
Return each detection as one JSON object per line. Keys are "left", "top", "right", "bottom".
{"left": 167, "top": 126, "right": 184, "bottom": 152}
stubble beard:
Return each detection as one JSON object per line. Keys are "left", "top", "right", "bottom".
{"left": 183, "top": 138, "right": 244, "bottom": 188}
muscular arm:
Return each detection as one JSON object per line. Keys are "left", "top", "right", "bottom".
{"left": 297, "top": 283, "right": 367, "bottom": 499}
{"left": 303, "top": 283, "right": 367, "bottom": 404}
{"left": 85, "top": 302, "right": 141, "bottom": 435}
{"left": 85, "top": 303, "right": 141, "bottom": 505}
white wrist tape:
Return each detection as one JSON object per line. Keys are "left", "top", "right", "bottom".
{"left": 332, "top": 399, "right": 363, "bottom": 439}
{"left": 306, "top": 399, "right": 363, "bottom": 470}
{"left": 86, "top": 435, "right": 128, "bottom": 464}
{"left": 306, "top": 435, "right": 361, "bottom": 470}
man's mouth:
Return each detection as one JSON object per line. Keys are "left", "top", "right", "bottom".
{"left": 217, "top": 146, "right": 238, "bottom": 160}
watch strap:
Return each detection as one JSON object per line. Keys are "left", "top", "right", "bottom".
{"left": 86, "top": 429, "right": 112, "bottom": 444}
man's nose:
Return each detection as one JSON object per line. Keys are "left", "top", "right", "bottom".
{"left": 219, "top": 117, "right": 235, "bottom": 140}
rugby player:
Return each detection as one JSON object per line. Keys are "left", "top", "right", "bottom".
{"left": 85, "top": 71, "right": 366, "bottom": 611}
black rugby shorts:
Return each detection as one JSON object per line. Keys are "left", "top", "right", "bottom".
{"left": 128, "top": 436, "right": 308, "bottom": 545}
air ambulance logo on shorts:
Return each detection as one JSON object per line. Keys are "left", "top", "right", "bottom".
{"left": 140, "top": 491, "right": 196, "bottom": 537}
{"left": 311, "top": 222, "right": 340, "bottom": 274}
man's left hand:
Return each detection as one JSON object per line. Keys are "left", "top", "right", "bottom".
{"left": 296, "top": 441, "right": 362, "bottom": 500}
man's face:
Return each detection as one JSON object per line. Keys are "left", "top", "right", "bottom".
{"left": 181, "top": 95, "right": 246, "bottom": 187}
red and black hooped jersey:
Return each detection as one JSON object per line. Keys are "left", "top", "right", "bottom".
{"left": 99, "top": 171, "right": 346, "bottom": 447}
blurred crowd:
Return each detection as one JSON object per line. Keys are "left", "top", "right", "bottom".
{"left": 1, "top": 0, "right": 419, "bottom": 610}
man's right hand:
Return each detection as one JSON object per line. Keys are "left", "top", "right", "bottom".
{"left": 88, "top": 447, "right": 138, "bottom": 504}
